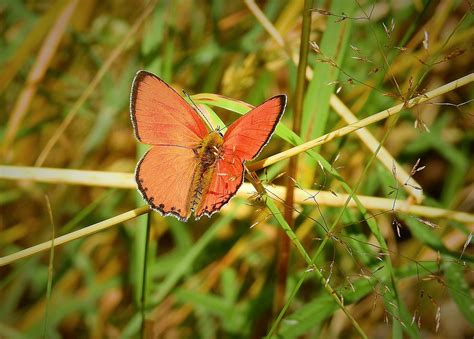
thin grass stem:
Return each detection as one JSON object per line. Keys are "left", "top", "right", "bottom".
{"left": 0, "top": 206, "right": 150, "bottom": 266}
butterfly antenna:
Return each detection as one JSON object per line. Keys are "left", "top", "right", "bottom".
{"left": 183, "top": 90, "right": 215, "bottom": 131}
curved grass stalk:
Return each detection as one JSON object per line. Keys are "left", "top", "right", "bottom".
{"left": 329, "top": 94, "right": 424, "bottom": 203}
{"left": 248, "top": 73, "right": 473, "bottom": 171}
{"left": 193, "top": 73, "right": 472, "bottom": 168}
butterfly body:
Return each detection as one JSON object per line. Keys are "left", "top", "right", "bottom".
{"left": 188, "top": 132, "right": 224, "bottom": 217}
{"left": 130, "top": 70, "right": 286, "bottom": 221}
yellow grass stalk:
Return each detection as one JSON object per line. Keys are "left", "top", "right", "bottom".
{"left": 329, "top": 95, "right": 425, "bottom": 203}
{"left": 247, "top": 73, "right": 474, "bottom": 171}
{"left": 0, "top": 206, "right": 150, "bottom": 266}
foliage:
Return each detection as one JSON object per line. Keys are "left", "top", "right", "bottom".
{"left": 1, "top": 1, "right": 473, "bottom": 338}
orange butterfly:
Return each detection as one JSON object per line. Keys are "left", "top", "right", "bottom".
{"left": 130, "top": 71, "right": 286, "bottom": 221}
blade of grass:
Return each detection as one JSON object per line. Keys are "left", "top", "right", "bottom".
{"left": 302, "top": 1, "right": 355, "bottom": 142}
{"left": 329, "top": 94, "right": 424, "bottom": 203}
{"left": 263, "top": 196, "right": 368, "bottom": 338}
{"left": 140, "top": 218, "right": 151, "bottom": 338}
{"left": 2, "top": 0, "right": 78, "bottom": 157}
{"left": 245, "top": 1, "right": 424, "bottom": 202}
{"left": 191, "top": 74, "right": 473, "bottom": 179}
{"left": 148, "top": 208, "right": 236, "bottom": 307}
{"left": 0, "top": 206, "right": 150, "bottom": 266}
{"left": 34, "top": 0, "right": 158, "bottom": 167}
{"left": 274, "top": 259, "right": 443, "bottom": 337}
{"left": 42, "top": 196, "right": 55, "bottom": 339}
{"left": 310, "top": 115, "right": 419, "bottom": 338}
{"left": 247, "top": 73, "right": 474, "bottom": 171}
{"left": 276, "top": 278, "right": 374, "bottom": 337}
{"left": 442, "top": 254, "right": 474, "bottom": 324}
{"left": 131, "top": 141, "right": 150, "bottom": 318}
{"left": 123, "top": 207, "right": 238, "bottom": 336}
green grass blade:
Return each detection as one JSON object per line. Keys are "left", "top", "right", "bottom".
{"left": 442, "top": 255, "right": 474, "bottom": 324}
{"left": 302, "top": 1, "right": 355, "bottom": 141}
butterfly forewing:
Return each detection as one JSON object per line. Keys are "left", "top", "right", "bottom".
{"left": 130, "top": 71, "right": 209, "bottom": 147}
{"left": 223, "top": 95, "right": 286, "bottom": 160}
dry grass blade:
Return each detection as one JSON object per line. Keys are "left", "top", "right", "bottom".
{"left": 34, "top": 0, "right": 158, "bottom": 167}
{"left": 258, "top": 184, "right": 474, "bottom": 224}
{"left": 2, "top": 0, "right": 78, "bottom": 159}
{"left": 0, "top": 0, "right": 71, "bottom": 94}
{"left": 0, "top": 165, "right": 134, "bottom": 188}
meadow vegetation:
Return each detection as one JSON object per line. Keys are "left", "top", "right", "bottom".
{"left": 0, "top": 1, "right": 473, "bottom": 337}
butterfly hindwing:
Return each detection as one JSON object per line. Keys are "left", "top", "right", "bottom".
{"left": 136, "top": 146, "right": 199, "bottom": 221}
{"left": 194, "top": 148, "right": 244, "bottom": 219}
{"left": 130, "top": 71, "right": 209, "bottom": 147}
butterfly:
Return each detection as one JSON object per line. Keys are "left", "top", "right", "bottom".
{"left": 130, "top": 70, "right": 286, "bottom": 221}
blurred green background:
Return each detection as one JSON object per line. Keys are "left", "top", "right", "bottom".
{"left": 1, "top": 1, "right": 473, "bottom": 338}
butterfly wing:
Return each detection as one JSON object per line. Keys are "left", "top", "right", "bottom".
{"left": 222, "top": 95, "right": 287, "bottom": 160}
{"left": 136, "top": 146, "right": 198, "bottom": 221}
{"left": 130, "top": 70, "right": 209, "bottom": 147}
{"left": 195, "top": 95, "right": 286, "bottom": 218}
{"left": 194, "top": 148, "right": 244, "bottom": 219}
